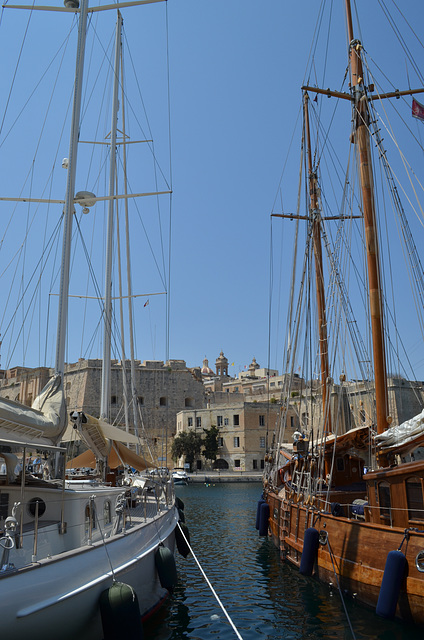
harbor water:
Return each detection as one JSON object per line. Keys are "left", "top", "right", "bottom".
{"left": 145, "top": 482, "right": 422, "bottom": 640}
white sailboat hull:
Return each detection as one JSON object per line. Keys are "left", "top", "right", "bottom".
{"left": 0, "top": 483, "right": 178, "bottom": 640}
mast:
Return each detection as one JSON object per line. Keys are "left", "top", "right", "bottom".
{"left": 120, "top": 49, "right": 141, "bottom": 449}
{"left": 345, "top": 0, "right": 389, "bottom": 436}
{"left": 304, "top": 93, "right": 332, "bottom": 435}
{"left": 100, "top": 11, "right": 123, "bottom": 420}
{"left": 55, "top": 0, "right": 89, "bottom": 377}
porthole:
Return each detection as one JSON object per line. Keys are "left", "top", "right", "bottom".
{"left": 319, "top": 530, "right": 328, "bottom": 545}
{"left": 28, "top": 497, "right": 46, "bottom": 518}
{"left": 415, "top": 550, "right": 424, "bottom": 573}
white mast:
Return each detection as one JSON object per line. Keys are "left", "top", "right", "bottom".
{"left": 100, "top": 11, "right": 123, "bottom": 420}
{"left": 55, "top": 0, "right": 89, "bottom": 377}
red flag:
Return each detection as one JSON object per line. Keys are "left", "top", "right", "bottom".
{"left": 144, "top": 299, "right": 149, "bottom": 307}
{"left": 412, "top": 97, "right": 424, "bottom": 121}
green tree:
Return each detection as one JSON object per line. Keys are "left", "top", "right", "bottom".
{"left": 171, "top": 431, "right": 203, "bottom": 472}
{"left": 202, "top": 425, "right": 219, "bottom": 464}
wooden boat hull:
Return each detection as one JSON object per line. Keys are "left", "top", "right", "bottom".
{"left": 266, "top": 488, "right": 424, "bottom": 625}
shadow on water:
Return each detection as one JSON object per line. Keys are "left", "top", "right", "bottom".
{"left": 145, "top": 483, "right": 422, "bottom": 640}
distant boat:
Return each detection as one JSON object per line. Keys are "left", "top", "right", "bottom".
{"left": 0, "top": 1, "right": 180, "bottom": 638}
{"left": 172, "top": 470, "right": 189, "bottom": 485}
{"left": 262, "top": 0, "right": 424, "bottom": 626}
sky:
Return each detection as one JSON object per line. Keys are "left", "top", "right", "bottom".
{"left": 0, "top": 0, "right": 423, "bottom": 380}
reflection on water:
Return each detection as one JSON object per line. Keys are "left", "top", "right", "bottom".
{"left": 146, "top": 483, "right": 422, "bottom": 640}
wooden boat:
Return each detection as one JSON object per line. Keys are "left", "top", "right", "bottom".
{"left": 0, "top": 1, "right": 181, "bottom": 638}
{"left": 262, "top": 0, "right": 424, "bottom": 625}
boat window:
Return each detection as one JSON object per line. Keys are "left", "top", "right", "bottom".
{"left": 378, "top": 482, "right": 391, "bottom": 519}
{"left": 104, "top": 500, "right": 112, "bottom": 525}
{"left": 336, "top": 458, "right": 345, "bottom": 472}
{"left": 406, "top": 477, "right": 424, "bottom": 521}
{"left": 0, "top": 494, "right": 8, "bottom": 519}
{"left": 85, "top": 503, "right": 97, "bottom": 533}
{"left": 28, "top": 497, "right": 46, "bottom": 518}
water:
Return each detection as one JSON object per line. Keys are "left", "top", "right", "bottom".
{"left": 145, "top": 483, "right": 421, "bottom": 640}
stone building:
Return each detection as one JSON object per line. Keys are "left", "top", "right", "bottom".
{"left": 0, "top": 358, "right": 207, "bottom": 467}
{"left": 175, "top": 400, "right": 280, "bottom": 472}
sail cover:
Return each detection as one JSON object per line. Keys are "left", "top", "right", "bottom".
{"left": 66, "top": 440, "right": 152, "bottom": 472}
{"left": 0, "top": 374, "right": 67, "bottom": 446}
{"left": 375, "top": 408, "right": 424, "bottom": 452}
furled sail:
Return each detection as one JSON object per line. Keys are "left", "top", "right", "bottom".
{"left": 0, "top": 374, "right": 67, "bottom": 446}
{"left": 375, "top": 409, "right": 424, "bottom": 453}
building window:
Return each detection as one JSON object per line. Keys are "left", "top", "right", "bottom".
{"left": 290, "top": 416, "right": 294, "bottom": 428}
{"left": 224, "top": 418, "right": 229, "bottom": 426}
{"left": 160, "top": 396, "right": 167, "bottom": 406}
{"left": 260, "top": 459, "right": 265, "bottom": 470}
{"left": 234, "top": 437, "right": 240, "bottom": 448}
{"left": 234, "top": 459, "right": 240, "bottom": 468}
{"left": 111, "top": 395, "right": 117, "bottom": 405}
{"left": 188, "top": 417, "right": 193, "bottom": 427}
{"left": 259, "top": 415, "right": 265, "bottom": 426}
{"left": 138, "top": 396, "right": 144, "bottom": 406}
{"left": 217, "top": 415, "right": 223, "bottom": 427}
{"left": 234, "top": 387, "right": 239, "bottom": 392}
{"left": 253, "top": 460, "right": 258, "bottom": 470}
{"left": 233, "top": 414, "right": 239, "bottom": 426}
{"left": 185, "top": 397, "right": 194, "bottom": 407}
{"left": 406, "top": 477, "right": 424, "bottom": 520}
{"left": 196, "top": 416, "right": 202, "bottom": 428}
{"left": 270, "top": 382, "right": 275, "bottom": 387}
{"left": 218, "top": 437, "right": 224, "bottom": 447}
{"left": 260, "top": 437, "right": 265, "bottom": 448}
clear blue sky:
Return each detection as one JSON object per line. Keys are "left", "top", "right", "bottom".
{"left": 0, "top": 0, "right": 423, "bottom": 380}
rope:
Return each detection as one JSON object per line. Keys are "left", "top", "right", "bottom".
{"left": 325, "top": 535, "right": 357, "bottom": 640}
{"left": 176, "top": 521, "right": 244, "bottom": 640}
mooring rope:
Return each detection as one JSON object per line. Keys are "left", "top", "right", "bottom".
{"left": 325, "top": 535, "right": 357, "bottom": 640}
{"left": 176, "top": 521, "right": 244, "bottom": 640}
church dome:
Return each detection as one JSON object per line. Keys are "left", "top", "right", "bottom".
{"left": 201, "top": 357, "right": 215, "bottom": 376}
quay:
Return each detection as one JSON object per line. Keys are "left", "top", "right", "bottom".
{"left": 185, "top": 470, "right": 262, "bottom": 484}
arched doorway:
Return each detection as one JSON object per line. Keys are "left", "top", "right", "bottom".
{"left": 213, "top": 458, "right": 229, "bottom": 470}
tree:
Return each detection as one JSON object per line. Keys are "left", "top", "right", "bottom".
{"left": 202, "top": 425, "right": 219, "bottom": 464}
{"left": 171, "top": 431, "right": 203, "bottom": 472}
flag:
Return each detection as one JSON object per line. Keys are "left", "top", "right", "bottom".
{"left": 313, "top": 94, "right": 318, "bottom": 103}
{"left": 412, "top": 97, "right": 424, "bottom": 121}
{"left": 231, "top": 362, "right": 234, "bottom": 366}
{"left": 144, "top": 299, "right": 149, "bottom": 307}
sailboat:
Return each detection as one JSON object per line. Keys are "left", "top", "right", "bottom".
{"left": 262, "top": 0, "right": 424, "bottom": 626}
{"left": 0, "top": 1, "right": 181, "bottom": 638}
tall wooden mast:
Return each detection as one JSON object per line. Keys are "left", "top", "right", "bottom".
{"left": 345, "top": 0, "right": 389, "bottom": 437}
{"left": 304, "top": 93, "right": 332, "bottom": 435}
